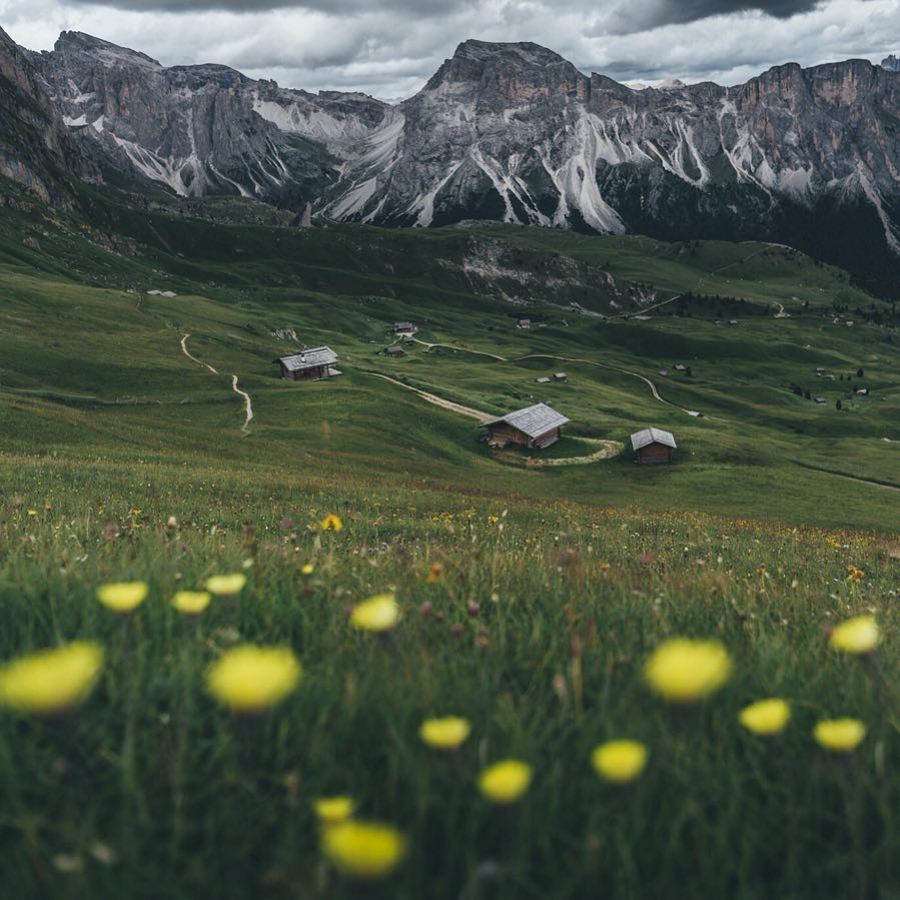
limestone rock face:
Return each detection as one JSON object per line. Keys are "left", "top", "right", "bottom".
{"left": 9, "top": 30, "right": 900, "bottom": 278}
{"left": 0, "top": 27, "right": 91, "bottom": 206}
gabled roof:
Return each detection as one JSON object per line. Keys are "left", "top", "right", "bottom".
{"left": 486, "top": 403, "right": 570, "bottom": 439}
{"left": 631, "top": 426, "right": 677, "bottom": 451}
{"left": 279, "top": 346, "right": 338, "bottom": 372}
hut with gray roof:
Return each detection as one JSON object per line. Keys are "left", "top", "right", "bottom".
{"left": 484, "top": 403, "right": 570, "bottom": 449}
{"left": 630, "top": 427, "right": 677, "bottom": 464}
{"left": 278, "top": 346, "right": 340, "bottom": 382}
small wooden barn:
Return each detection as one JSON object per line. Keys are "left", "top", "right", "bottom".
{"left": 485, "top": 403, "right": 570, "bottom": 450}
{"left": 384, "top": 346, "right": 405, "bottom": 358}
{"left": 631, "top": 426, "right": 677, "bottom": 464}
{"left": 278, "top": 346, "right": 339, "bottom": 382}
{"left": 394, "top": 321, "right": 418, "bottom": 337}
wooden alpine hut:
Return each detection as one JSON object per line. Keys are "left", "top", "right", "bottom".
{"left": 484, "top": 403, "right": 569, "bottom": 449}
{"left": 630, "top": 427, "right": 676, "bottom": 464}
{"left": 278, "top": 346, "right": 339, "bottom": 382}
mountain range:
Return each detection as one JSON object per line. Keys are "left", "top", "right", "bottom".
{"left": 2, "top": 27, "right": 899, "bottom": 290}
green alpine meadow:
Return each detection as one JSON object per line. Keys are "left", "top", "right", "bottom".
{"left": 0, "top": 15, "right": 899, "bottom": 900}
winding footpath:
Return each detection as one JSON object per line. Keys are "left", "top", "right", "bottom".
{"left": 365, "top": 372, "right": 493, "bottom": 423}
{"left": 180, "top": 334, "right": 254, "bottom": 435}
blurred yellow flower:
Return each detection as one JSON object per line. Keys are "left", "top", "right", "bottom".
{"left": 846, "top": 565, "right": 864, "bottom": 582}
{"left": 96, "top": 581, "right": 149, "bottom": 613}
{"left": 738, "top": 698, "right": 791, "bottom": 736}
{"left": 301, "top": 563, "right": 315, "bottom": 576}
{"left": 0, "top": 643, "right": 103, "bottom": 714}
{"left": 321, "top": 514, "right": 343, "bottom": 532}
{"left": 314, "top": 796, "right": 355, "bottom": 825}
{"left": 425, "top": 562, "right": 445, "bottom": 584}
{"left": 322, "top": 820, "right": 407, "bottom": 879}
{"left": 591, "top": 740, "right": 648, "bottom": 784}
{"left": 206, "top": 646, "right": 301, "bottom": 712}
{"left": 350, "top": 594, "right": 399, "bottom": 632}
{"left": 478, "top": 759, "right": 532, "bottom": 804}
{"left": 171, "top": 591, "right": 212, "bottom": 616}
{"left": 829, "top": 616, "right": 880, "bottom": 655}
{"left": 419, "top": 716, "right": 471, "bottom": 750}
{"left": 813, "top": 718, "right": 866, "bottom": 752}
{"left": 644, "top": 638, "right": 732, "bottom": 703}
{"left": 205, "top": 574, "right": 247, "bottom": 597}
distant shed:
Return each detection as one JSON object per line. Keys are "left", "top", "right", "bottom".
{"left": 631, "top": 427, "right": 677, "bottom": 465}
{"left": 485, "top": 403, "right": 570, "bottom": 449}
{"left": 384, "top": 346, "right": 405, "bottom": 358}
{"left": 394, "top": 322, "right": 418, "bottom": 336}
{"left": 279, "top": 346, "right": 339, "bottom": 382}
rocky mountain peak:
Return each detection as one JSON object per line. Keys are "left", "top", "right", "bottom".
{"left": 882, "top": 54, "right": 900, "bottom": 72}
{"left": 52, "top": 31, "right": 161, "bottom": 70}
{"left": 451, "top": 39, "right": 573, "bottom": 68}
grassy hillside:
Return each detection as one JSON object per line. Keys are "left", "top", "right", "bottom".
{"left": 0, "top": 182, "right": 898, "bottom": 900}
{"left": 0, "top": 184, "right": 897, "bottom": 531}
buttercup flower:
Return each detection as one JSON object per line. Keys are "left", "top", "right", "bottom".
{"left": 591, "top": 740, "right": 648, "bottom": 784}
{"left": 419, "top": 716, "right": 471, "bottom": 750}
{"left": 205, "top": 574, "right": 247, "bottom": 597}
{"left": 96, "top": 581, "right": 149, "bottom": 613}
{"left": 322, "top": 820, "right": 407, "bottom": 879}
{"left": 478, "top": 759, "right": 532, "bottom": 804}
{"left": 314, "top": 796, "right": 355, "bottom": 825}
{"left": 301, "top": 563, "right": 315, "bottom": 576}
{"left": 171, "top": 591, "right": 212, "bottom": 616}
{"left": 321, "top": 514, "right": 343, "bottom": 532}
{"left": 425, "top": 562, "right": 445, "bottom": 584}
{"left": 206, "top": 646, "right": 301, "bottom": 712}
{"left": 644, "top": 638, "right": 732, "bottom": 703}
{"left": 829, "top": 616, "right": 880, "bottom": 655}
{"left": 350, "top": 594, "right": 399, "bottom": 632}
{"left": 0, "top": 642, "right": 103, "bottom": 714}
{"left": 813, "top": 718, "right": 867, "bottom": 752}
{"left": 739, "top": 698, "right": 791, "bottom": 736}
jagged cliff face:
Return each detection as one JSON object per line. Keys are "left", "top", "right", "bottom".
{"left": 13, "top": 32, "right": 900, "bottom": 278}
{"left": 329, "top": 42, "right": 900, "bottom": 264}
{"left": 0, "top": 28, "right": 89, "bottom": 205}
{"left": 29, "top": 31, "right": 391, "bottom": 207}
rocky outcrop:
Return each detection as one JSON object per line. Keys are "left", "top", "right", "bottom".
{"left": 29, "top": 31, "right": 391, "bottom": 208}
{"left": 12, "top": 31, "right": 900, "bottom": 282}
{"left": 0, "top": 27, "right": 89, "bottom": 206}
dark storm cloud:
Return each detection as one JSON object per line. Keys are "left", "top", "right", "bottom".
{"left": 598, "top": 0, "right": 828, "bottom": 34}
{"left": 56, "top": 0, "right": 824, "bottom": 28}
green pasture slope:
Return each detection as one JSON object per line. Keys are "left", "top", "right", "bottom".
{"left": 0, "top": 184, "right": 897, "bottom": 531}
{"left": 0, "top": 182, "right": 897, "bottom": 898}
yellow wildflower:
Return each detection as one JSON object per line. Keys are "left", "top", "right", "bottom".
{"left": 591, "top": 740, "right": 648, "bottom": 784}
{"left": 829, "top": 616, "right": 880, "bottom": 655}
{"left": 350, "top": 594, "right": 399, "bottom": 632}
{"left": 419, "top": 716, "right": 471, "bottom": 751}
{"left": 478, "top": 759, "right": 532, "bottom": 804}
{"left": 206, "top": 646, "right": 301, "bottom": 712}
{"left": 644, "top": 638, "right": 732, "bottom": 703}
{"left": 322, "top": 820, "right": 407, "bottom": 880}
{"left": 425, "top": 562, "right": 445, "bottom": 584}
{"left": 314, "top": 796, "right": 355, "bottom": 825}
{"left": 738, "top": 698, "right": 791, "bottom": 736}
{"left": 171, "top": 591, "right": 212, "bottom": 616}
{"left": 96, "top": 581, "right": 149, "bottom": 614}
{"left": 205, "top": 573, "right": 247, "bottom": 597}
{"left": 846, "top": 565, "right": 864, "bottom": 582}
{"left": 813, "top": 718, "right": 866, "bottom": 752}
{"left": 27, "top": 509, "right": 37, "bottom": 517}
{"left": 301, "top": 563, "right": 315, "bottom": 576}
{"left": 0, "top": 643, "right": 103, "bottom": 714}
{"left": 321, "top": 514, "right": 343, "bottom": 532}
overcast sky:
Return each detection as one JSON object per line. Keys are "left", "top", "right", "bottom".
{"left": 2, "top": 0, "right": 897, "bottom": 99}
